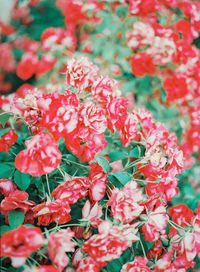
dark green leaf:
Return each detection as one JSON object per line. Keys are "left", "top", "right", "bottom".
{"left": 95, "top": 156, "right": 111, "bottom": 173}
{"left": 110, "top": 172, "right": 131, "bottom": 185}
{"left": 130, "top": 147, "right": 140, "bottom": 158}
{"left": 0, "top": 225, "right": 10, "bottom": 237}
{"left": 108, "top": 151, "right": 127, "bottom": 162}
{"left": 107, "top": 259, "right": 122, "bottom": 272}
{"left": 8, "top": 210, "right": 25, "bottom": 229}
{"left": 14, "top": 170, "right": 31, "bottom": 191}
{"left": 0, "top": 163, "right": 14, "bottom": 178}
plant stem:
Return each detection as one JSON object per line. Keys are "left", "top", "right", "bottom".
{"left": 45, "top": 174, "right": 51, "bottom": 196}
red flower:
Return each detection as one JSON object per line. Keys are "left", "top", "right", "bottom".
{"left": 40, "top": 91, "right": 79, "bottom": 141}
{"left": 79, "top": 101, "right": 107, "bottom": 136}
{"left": 129, "top": 0, "right": 159, "bottom": 17}
{"left": 16, "top": 53, "right": 38, "bottom": 80}
{"left": 175, "top": 19, "right": 198, "bottom": 44}
{"left": 91, "top": 76, "right": 120, "bottom": 105}
{"left": 82, "top": 221, "right": 139, "bottom": 265}
{"left": 168, "top": 204, "right": 194, "bottom": 227}
{"left": 130, "top": 52, "right": 157, "bottom": 77}
{"left": 0, "top": 225, "right": 44, "bottom": 267}
{"left": 24, "top": 266, "right": 59, "bottom": 272}
{"left": 82, "top": 200, "right": 102, "bottom": 228}
{"left": 36, "top": 54, "right": 56, "bottom": 77}
{"left": 121, "top": 257, "right": 151, "bottom": 272}
{"left": 1, "top": 190, "right": 35, "bottom": 224}
{"left": 65, "top": 132, "right": 107, "bottom": 162}
{"left": 52, "top": 176, "right": 90, "bottom": 204}
{"left": 15, "top": 132, "right": 62, "bottom": 177}
{"left": 107, "top": 181, "right": 144, "bottom": 223}
{"left": 33, "top": 199, "right": 71, "bottom": 226}
{"left": 0, "top": 179, "right": 17, "bottom": 197}
{"left": 63, "top": 1, "right": 86, "bottom": 28}
{"left": 0, "top": 129, "right": 18, "bottom": 153}
{"left": 65, "top": 57, "right": 99, "bottom": 92}
{"left": 88, "top": 163, "right": 107, "bottom": 202}
{"left": 76, "top": 256, "right": 103, "bottom": 272}
{"left": 163, "top": 74, "right": 188, "bottom": 101}
{"left": 119, "top": 113, "right": 139, "bottom": 147}
{"left": 48, "top": 229, "right": 76, "bottom": 270}
{"left": 141, "top": 206, "right": 169, "bottom": 242}
{"left": 107, "top": 97, "right": 129, "bottom": 132}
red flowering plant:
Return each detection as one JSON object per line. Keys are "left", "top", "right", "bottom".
{"left": 0, "top": 55, "right": 199, "bottom": 272}
{"left": 0, "top": 0, "right": 200, "bottom": 271}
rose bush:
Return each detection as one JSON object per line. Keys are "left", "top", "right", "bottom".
{"left": 0, "top": 0, "right": 200, "bottom": 271}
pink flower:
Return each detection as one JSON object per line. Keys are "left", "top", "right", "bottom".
{"left": 107, "top": 97, "right": 128, "bottom": 132}
{"left": 82, "top": 221, "right": 139, "bottom": 265}
{"left": 24, "top": 266, "right": 59, "bottom": 272}
{"left": 15, "top": 132, "right": 62, "bottom": 177}
{"left": 79, "top": 101, "right": 107, "bottom": 136}
{"left": 107, "top": 180, "right": 144, "bottom": 223}
{"left": 141, "top": 206, "right": 169, "bottom": 242}
{"left": 82, "top": 200, "right": 102, "bottom": 227}
{"left": 76, "top": 256, "right": 103, "bottom": 272}
{"left": 65, "top": 57, "right": 99, "bottom": 92}
{"left": 88, "top": 163, "right": 107, "bottom": 201}
{"left": 0, "top": 179, "right": 17, "bottom": 197}
{"left": 65, "top": 132, "right": 107, "bottom": 162}
{"left": 0, "top": 225, "right": 44, "bottom": 267}
{"left": 0, "top": 129, "right": 18, "bottom": 153}
{"left": 168, "top": 204, "right": 194, "bottom": 227}
{"left": 91, "top": 76, "right": 120, "bottom": 104}
{"left": 121, "top": 257, "right": 151, "bottom": 272}
{"left": 52, "top": 176, "right": 90, "bottom": 204}
{"left": 16, "top": 53, "right": 38, "bottom": 80}
{"left": 89, "top": 178, "right": 106, "bottom": 202}
{"left": 33, "top": 199, "right": 71, "bottom": 226}
{"left": 129, "top": 0, "right": 159, "bottom": 17}
{"left": 48, "top": 229, "right": 76, "bottom": 270}
{"left": 119, "top": 113, "right": 139, "bottom": 147}
{"left": 127, "top": 22, "right": 155, "bottom": 50}
{"left": 40, "top": 91, "right": 79, "bottom": 141}
{"left": 1, "top": 190, "right": 35, "bottom": 224}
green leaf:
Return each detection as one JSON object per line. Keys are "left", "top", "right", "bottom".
{"left": 107, "top": 259, "right": 121, "bottom": 272}
{"left": 8, "top": 210, "right": 25, "bottom": 229}
{"left": 0, "top": 163, "right": 14, "bottom": 178}
{"left": 107, "top": 174, "right": 123, "bottom": 189}
{"left": 0, "top": 112, "right": 13, "bottom": 127}
{"left": 110, "top": 172, "right": 131, "bottom": 185}
{"left": 116, "top": 5, "right": 128, "bottom": 18}
{"left": 0, "top": 225, "right": 10, "bottom": 237}
{"left": 122, "top": 79, "right": 136, "bottom": 94}
{"left": 14, "top": 170, "right": 31, "bottom": 191}
{"left": 130, "top": 146, "right": 141, "bottom": 158}
{"left": 95, "top": 156, "right": 111, "bottom": 173}
{"left": 108, "top": 151, "right": 127, "bottom": 162}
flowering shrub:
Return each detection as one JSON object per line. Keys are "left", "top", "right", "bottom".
{"left": 0, "top": 0, "right": 200, "bottom": 271}
{"left": 0, "top": 55, "right": 200, "bottom": 271}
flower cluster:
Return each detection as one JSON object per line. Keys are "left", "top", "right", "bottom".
{"left": 0, "top": 0, "right": 200, "bottom": 271}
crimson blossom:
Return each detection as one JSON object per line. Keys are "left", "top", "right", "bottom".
{"left": 15, "top": 132, "right": 62, "bottom": 176}
{"left": 0, "top": 225, "right": 44, "bottom": 267}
